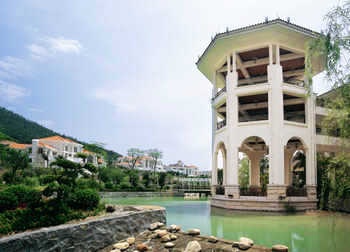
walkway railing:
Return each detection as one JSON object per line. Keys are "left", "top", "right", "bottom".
{"left": 212, "top": 87, "right": 226, "bottom": 101}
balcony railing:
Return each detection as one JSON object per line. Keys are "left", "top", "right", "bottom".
{"left": 215, "top": 185, "right": 225, "bottom": 195}
{"left": 240, "top": 186, "right": 267, "bottom": 197}
{"left": 286, "top": 186, "right": 307, "bottom": 197}
{"left": 217, "top": 120, "right": 226, "bottom": 130}
{"left": 212, "top": 87, "right": 226, "bottom": 101}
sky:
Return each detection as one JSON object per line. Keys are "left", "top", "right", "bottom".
{"left": 0, "top": 0, "right": 339, "bottom": 170}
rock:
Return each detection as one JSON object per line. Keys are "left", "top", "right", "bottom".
{"left": 238, "top": 241, "right": 252, "bottom": 250}
{"left": 239, "top": 237, "right": 254, "bottom": 246}
{"left": 232, "top": 241, "right": 240, "bottom": 247}
{"left": 157, "top": 222, "right": 165, "bottom": 228}
{"left": 187, "top": 228, "right": 200, "bottom": 236}
{"left": 208, "top": 235, "right": 218, "bottom": 243}
{"left": 184, "top": 241, "right": 201, "bottom": 252}
{"left": 149, "top": 222, "right": 159, "bottom": 231}
{"left": 105, "top": 204, "right": 116, "bottom": 213}
{"left": 170, "top": 234, "right": 177, "bottom": 240}
{"left": 168, "top": 224, "right": 181, "bottom": 232}
{"left": 164, "top": 242, "right": 175, "bottom": 248}
{"left": 113, "top": 242, "right": 129, "bottom": 251}
{"left": 149, "top": 233, "right": 158, "bottom": 239}
{"left": 272, "top": 244, "right": 289, "bottom": 252}
{"left": 110, "top": 249, "right": 121, "bottom": 252}
{"left": 127, "top": 237, "right": 135, "bottom": 245}
{"left": 136, "top": 243, "right": 149, "bottom": 251}
{"left": 155, "top": 229, "right": 168, "bottom": 238}
{"left": 161, "top": 234, "right": 171, "bottom": 242}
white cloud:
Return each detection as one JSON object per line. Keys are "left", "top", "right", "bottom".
{"left": 0, "top": 81, "right": 30, "bottom": 102}
{"left": 37, "top": 119, "right": 54, "bottom": 128}
{"left": 0, "top": 56, "right": 30, "bottom": 80}
{"left": 28, "top": 36, "right": 83, "bottom": 60}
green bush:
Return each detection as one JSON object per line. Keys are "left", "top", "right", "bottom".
{"left": 3, "top": 185, "right": 41, "bottom": 209}
{"left": 39, "top": 174, "right": 56, "bottom": 185}
{"left": 0, "top": 190, "right": 18, "bottom": 212}
{"left": 23, "top": 177, "right": 39, "bottom": 187}
{"left": 68, "top": 189, "right": 100, "bottom": 210}
{"left": 76, "top": 178, "right": 101, "bottom": 190}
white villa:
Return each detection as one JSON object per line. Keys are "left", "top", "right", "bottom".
{"left": 196, "top": 19, "right": 339, "bottom": 211}
{"left": 1, "top": 135, "right": 103, "bottom": 168}
{"left": 165, "top": 160, "right": 199, "bottom": 176}
{"left": 117, "top": 155, "right": 166, "bottom": 172}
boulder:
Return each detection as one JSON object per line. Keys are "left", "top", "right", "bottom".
{"left": 127, "top": 237, "right": 135, "bottom": 245}
{"left": 184, "top": 241, "right": 201, "bottom": 252}
{"left": 155, "top": 229, "right": 168, "bottom": 238}
{"left": 239, "top": 237, "right": 254, "bottom": 246}
{"left": 160, "top": 234, "right": 171, "bottom": 242}
{"left": 113, "top": 242, "right": 129, "bottom": 251}
{"left": 149, "top": 222, "right": 159, "bottom": 231}
{"left": 164, "top": 242, "right": 175, "bottom": 248}
{"left": 208, "top": 236, "right": 218, "bottom": 243}
{"left": 187, "top": 228, "right": 200, "bottom": 236}
{"left": 170, "top": 234, "right": 178, "bottom": 240}
{"left": 168, "top": 224, "right": 181, "bottom": 233}
{"left": 110, "top": 249, "right": 121, "bottom": 252}
{"left": 136, "top": 243, "right": 149, "bottom": 251}
{"left": 272, "top": 244, "right": 289, "bottom": 252}
{"left": 238, "top": 241, "right": 252, "bottom": 250}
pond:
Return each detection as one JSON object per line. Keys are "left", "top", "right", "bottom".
{"left": 103, "top": 196, "right": 350, "bottom": 252}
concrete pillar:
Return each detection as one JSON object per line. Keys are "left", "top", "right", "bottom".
{"left": 224, "top": 51, "right": 240, "bottom": 198}
{"left": 284, "top": 148, "right": 295, "bottom": 185}
{"left": 267, "top": 44, "right": 286, "bottom": 199}
{"left": 246, "top": 151, "right": 265, "bottom": 186}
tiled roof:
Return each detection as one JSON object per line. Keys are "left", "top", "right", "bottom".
{"left": 0, "top": 141, "right": 30, "bottom": 150}
{"left": 39, "top": 135, "right": 79, "bottom": 144}
{"left": 196, "top": 18, "right": 320, "bottom": 65}
{"left": 38, "top": 142, "right": 57, "bottom": 151}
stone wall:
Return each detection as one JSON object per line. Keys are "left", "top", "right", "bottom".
{"left": 0, "top": 206, "right": 166, "bottom": 252}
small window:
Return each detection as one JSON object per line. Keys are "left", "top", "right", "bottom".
{"left": 74, "top": 147, "right": 77, "bottom": 153}
{"left": 65, "top": 146, "right": 68, "bottom": 151}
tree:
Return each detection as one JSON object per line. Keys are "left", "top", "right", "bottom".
{"left": 75, "top": 152, "right": 89, "bottom": 164}
{"left": 147, "top": 149, "right": 163, "bottom": 185}
{"left": 127, "top": 148, "right": 144, "bottom": 169}
{"left": 0, "top": 147, "right": 29, "bottom": 184}
{"left": 239, "top": 157, "right": 250, "bottom": 189}
{"left": 159, "top": 172, "right": 167, "bottom": 190}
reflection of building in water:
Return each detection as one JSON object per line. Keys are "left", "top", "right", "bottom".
{"left": 197, "top": 19, "right": 342, "bottom": 211}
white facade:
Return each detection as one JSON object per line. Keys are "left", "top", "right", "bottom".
{"left": 31, "top": 136, "right": 84, "bottom": 167}
{"left": 196, "top": 19, "right": 334, "bottom": 209}
{"left": 165, "top": 160, "right": 199, "bottom": 176}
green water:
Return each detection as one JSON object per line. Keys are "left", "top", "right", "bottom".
{"left": 103, "top": 197, "right": 350, "bottom": 252}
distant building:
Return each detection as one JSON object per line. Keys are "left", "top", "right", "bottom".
{"left": 116, "top": 155, "right": 165, "bottom": 172}
{"left": 1, "top": 135, "right": 103, "bottom": 168}
{"left": 165, "top": 160, "right": 199, "bottom": 176}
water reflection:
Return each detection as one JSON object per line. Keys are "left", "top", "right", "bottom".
{"left": 105, "top": 197, "right": 350, "bottom": 252}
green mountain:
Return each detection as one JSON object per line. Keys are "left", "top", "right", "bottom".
{"left": 0, "top": 106, "right": 121, "bottom": 162}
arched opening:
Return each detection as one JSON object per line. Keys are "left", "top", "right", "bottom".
{"left": 285, "top": 137, "right": 307, "bottom": 196}
{"left": 239, "top": 136, "right": 269, "bottom": 196}
{"left": 214, "top": 142, "right": 226, "bottom": 195}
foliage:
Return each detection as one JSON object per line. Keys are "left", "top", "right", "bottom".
{"left": 238, "top": 157, "right": 250, "bottom": 189}
{"left": 68, "top": 189, "right": 100, "bottom": 210}
{"left": 217, "top": 169, "right": 223, "bottom": 185}
{"left": 147, "top": 149, "right": 163, "bottom": 185}
{"left": 0, "top": 146, "right": 30, "bottom": 184}
{"left": 127, "top": 148, "right": 144, "bottom": 169}
{"left": 0, "top": 185, "right": 41, "bottom": 212}
{"left": 0, "top": 190, "right": 18, "bottom": 212}
{"left": 259, "top": 156, "right": 269, "bottom": 192}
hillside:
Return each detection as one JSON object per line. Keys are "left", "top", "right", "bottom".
{"left": 0, "top": 107, "right": 121, "bottom": 161}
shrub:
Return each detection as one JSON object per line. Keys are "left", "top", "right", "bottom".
{"left": 39, "top": 174, "right": 56, "bottom": 185}
{"left": 68, "top": 189, "right": 100, "bottom": 210}
{"left": 4, "top": 185, "right": 41, "bottom": 209}
{"left": 76, "top": 178, "right": 100, "bottom": 190}
{"left": 23, "top": 177, "right": 39, "bottom": 187}
{"left": 0, "top": 190, "right": 18, "bottom": 212}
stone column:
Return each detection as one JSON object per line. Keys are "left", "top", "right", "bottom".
{"left": 224, "top": 52, "right": 240, "bottom": 198}
{"left": 211, "top": 150, "right": 218, "bottom": 196}
{"left": 246, "top": 151, "right": 265, "bottom": 186}
{"left": 284, "top": 148, "right": 295, "bottom": 185}
{"left": 267, "top": 44, "right": 286, "bottom": 199}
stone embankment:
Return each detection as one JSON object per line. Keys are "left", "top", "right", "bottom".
{"left": 101, "top": 222, "right": 288, "bottom": 252}
{"left": 0, "top": 205, "right": 166, "bottom": 252}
